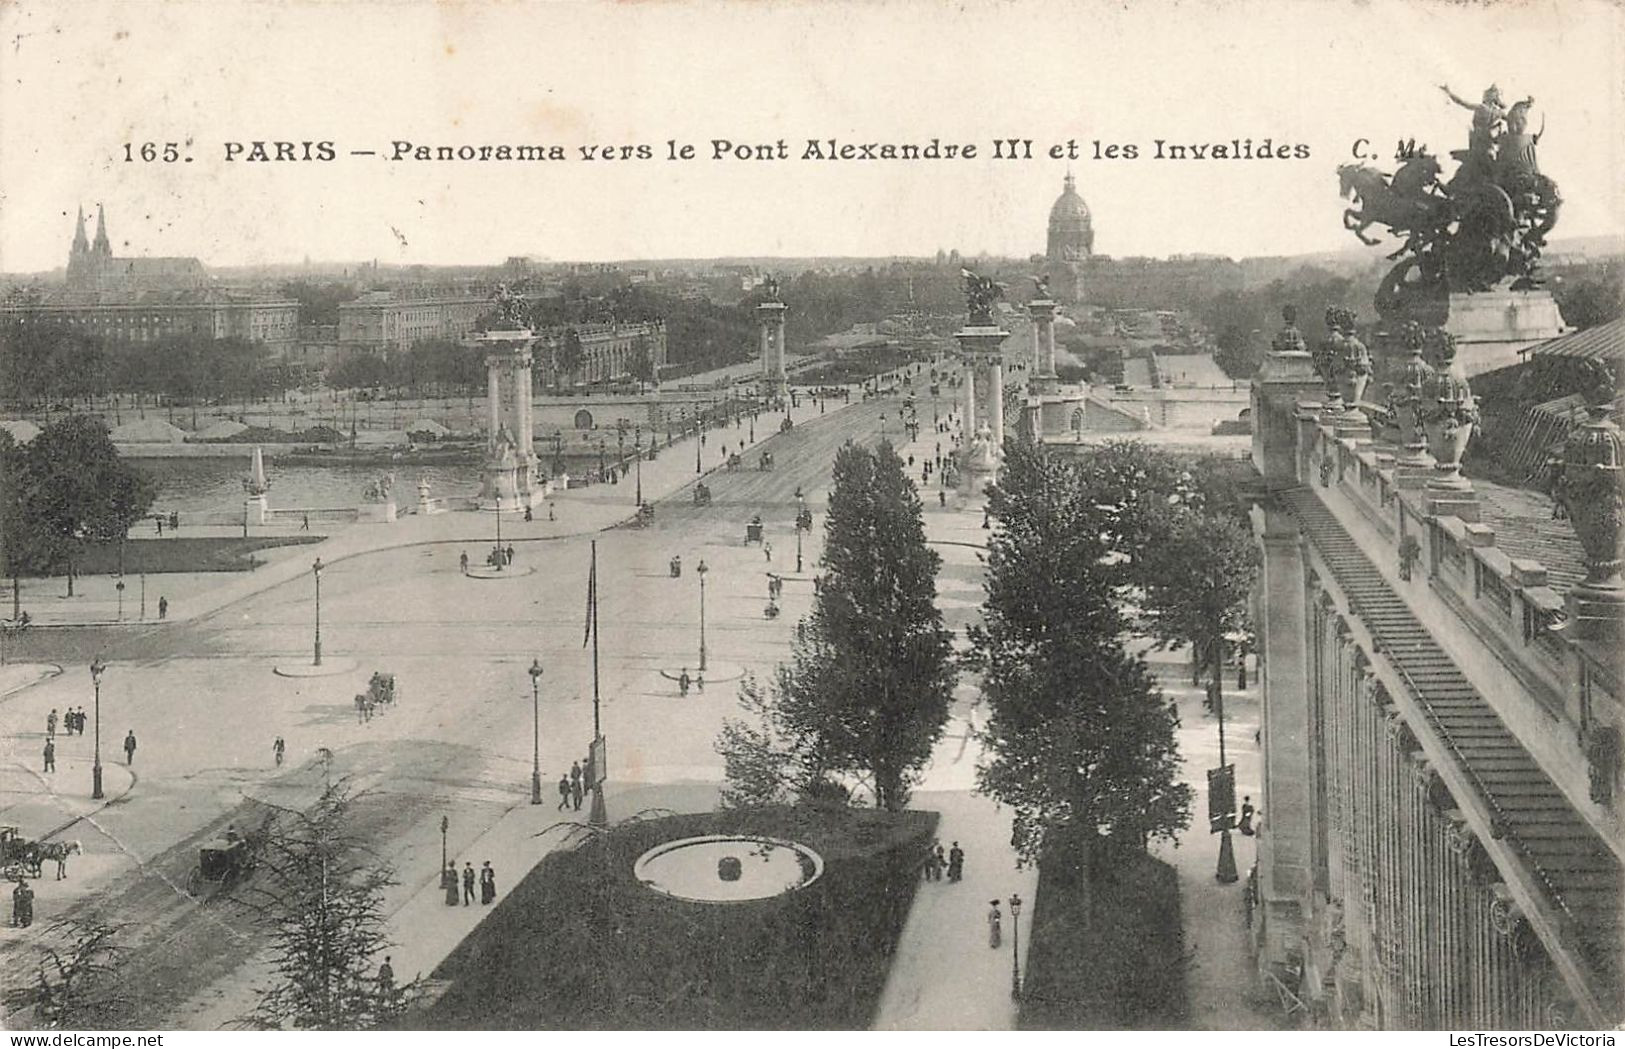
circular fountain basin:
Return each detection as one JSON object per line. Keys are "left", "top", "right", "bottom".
{"left": 633, "top": 834, "right": 824, "bottom": 903}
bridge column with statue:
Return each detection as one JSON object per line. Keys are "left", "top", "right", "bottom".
{"left": 474, "top": 285, "right": 543, "bottom": 510}
{"left": 1022, "top": 277, "right": 1089, "bottom": 441}
{"left": 756, "top": 277, "right": 788, "bottom": 401}
{"left": 956, "top": 270, "right": 1009, "bottom": 485}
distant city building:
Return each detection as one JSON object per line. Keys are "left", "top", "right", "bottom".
{"left": 1040, "top": 176, "right": 1243, "bottom": 307}
{"left": 0, "top": 291, "right": 297, "bottom": 348}
{"left": 65, "top": 204, "right": 208, "bottom": 295}
{"left": 0, "top": 205, "right": 296, "bottom": 347}
{"left": 337, "top": 291, "right": 486, "bottom": 354}
{"left": 532, "top": 322, "right": 667, "bottom": 386}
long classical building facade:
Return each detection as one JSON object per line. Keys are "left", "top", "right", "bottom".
{"left": 1247, "top": 320, "right": 1622, "bottom": 1028}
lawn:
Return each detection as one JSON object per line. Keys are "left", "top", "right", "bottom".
{"left": 411, "top": 805, "right": 937, "bottom": 1030}
{"left": 1018, "top": 839, "right": 1188, "bottom": 1029}
{"left": 75, "top": 536, "right": 324, "bottom": 575}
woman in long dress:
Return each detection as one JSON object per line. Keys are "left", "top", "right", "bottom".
{"left": 988, "top": 900, "right": 1002, "bottom": 948}
{"left": 480, "top": 861, "right": 496, "bottom": 905}
{"left": 443, "top": 863, "right": 460, "bottom": 906}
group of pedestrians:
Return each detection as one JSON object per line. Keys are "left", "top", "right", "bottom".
{"left": 46, "top": 707, "right": 88, "bottom": 737}
{"left": 921, "top": 839, "right": 965, "bottom": 883}
{"left": 40, "top": 712, "right": 136, "bottom": 772}
{"left": 442, "top": 859, "right": 499, "bottom": 906}
{"left": 556, "top": 759, "right": 587, "bottom": 811}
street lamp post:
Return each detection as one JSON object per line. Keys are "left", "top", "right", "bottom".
{"left": 311, "top": 557, "right": 324, "bottom": 666}
{"left": 1010, "top": 892, "right": 1023, "bottom": 999}
{"left": 440, "top": 814, "right": 449, "bottom": 872}
{"left": 90, "top": 658, "right": 106, "bottom": 799}
{"left": 696, "top": 559, "right": 709, "bottom": 673}
{"left": 528, "top": 659, "right": 544, "bottom": 805}
{"left": 634, "top": 426, "right": 643, "bottom": 506}
{"left": 795, "top": 487, "right": 807, "bottom": 574}
{"left": 695, "top": 421, "right": 704, "bottom": 475}
{"left": 494, "top": 494, "right": 503, "bottom": 570}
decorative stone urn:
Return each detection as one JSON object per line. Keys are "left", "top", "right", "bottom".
{"left": 1421, "top": 330, "right": 1477, "bottom": 491}
{"left": 1555, "top": 364, "right": 1624, "bottom": 593}
{"left": 1388, "top": 321, "right": 1436, "bottom": 466}
{"left": 717, "top": 855, "right": 743, "bottom": 882}
{"left": 1314, "top": 306, "right": 1372, "bottom": 415}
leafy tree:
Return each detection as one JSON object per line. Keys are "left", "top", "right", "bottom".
{"left": 968, "top": 436, "right": 1191, "bottom": 870}
{"left": 629, "top": 343, "right": 656, "bottom": 391}
{"left": 555, "top": 328, "right": 585, "bottom": 386}
{"left": 1134, "top": 505, "right": 1259, "bottom": 712}
{"left": 1, "top": 917, "right": 132, "bottom": 1028}
{"left": 17, "top": 416, "right": 155, "bottom": 595}
{"left": 1554, "top": 269, "right": 1623, "bottom": 330}
{"left": 245, "top": 776, "right": 409, "bottom": 1030}
{"left": 720, "top": 440, "right": 955, "bottom": 812}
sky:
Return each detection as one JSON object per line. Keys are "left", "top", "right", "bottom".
{"left": 0, "top": 0, "right": 1621, "bottom": 272}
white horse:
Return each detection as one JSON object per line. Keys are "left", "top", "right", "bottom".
{"left": 40, "top": 840, "right": 81, "bottom": 880}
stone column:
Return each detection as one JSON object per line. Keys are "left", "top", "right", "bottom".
{"left": 987, "top": 358, "right": 1004, "bottom": 449}
{"left": 756, "top": 299, "right": 788, "bottom": 400}
{"left": 962, "top": 354, "right": 977, "bottom": 434}
{"left": 1252, "top": 504, "right": 1315, "bottom": 966}
{"left": 1028, "top": 298, "right": 1057, "bottom": 388}
{"left": 486, "top": 359, "right": 501, "bottom": 441}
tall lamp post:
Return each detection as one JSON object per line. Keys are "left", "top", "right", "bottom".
{"left": 1009, "top": 892, "right": 1024, "bottom": 999}
{"left": 440, "top": 814, "right": 449, "bottom": 872}
{"left": 695, "top": 420, "right": 704, "bottom": 475}
{"left": 494, "top": 494, "right": 504, "bottom": 570}
{"left": 696, "top": 559, "right": 709, "bottom": 673}
{"left": 634, "top": 426, "right": 643, "bottom": 506}
{"left": 528, "top": 658, "right": 544, "bottom": 805}
{"left": 89, "top": 658, "right": 106, "bottom": 799}
{"left": 795, "top": 487, "right": 808, "bottom": 574}
{"left": 311, "top": 557, "right": 324, "bottom": 666}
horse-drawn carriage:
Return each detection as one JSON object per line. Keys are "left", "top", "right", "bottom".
{"left": 726, "top": 453, "right": 743, "bottom": 472}
{"left": 745, "top": 515, "right": 764, "bottom": 545}
{"left": 354, "top": 671, "right": 398, "bottom": 722}
{"left": 1, "top": 826, "right": 41, "bottom": 880}
{"left": 758, "top": 452, "right": 775, "bottom": 471}
{"left": 187, "top": 834, "right": 259, "bottom": 896}
{"left": 693, "top": 483, "right": 713, "bottom": 507}
{"left": 633, "top": 502, "right": 655, "bottom": 528}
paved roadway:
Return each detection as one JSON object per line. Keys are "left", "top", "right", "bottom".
{"left": 0, "top": 390, "right": 1017, "bottom": 1028}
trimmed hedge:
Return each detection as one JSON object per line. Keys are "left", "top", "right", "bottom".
{"left": 413, "top": 806, "right": 937, "bottom": 1030}
{"left": 1019, "top": 840, "right": 1188, "bottom": 1029}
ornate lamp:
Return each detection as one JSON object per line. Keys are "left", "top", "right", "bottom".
{"left": 1555, "top": 362, "right": 1624, "bottom": 594}
{"left": 1389, "top": 321, "right": 1437, "bottom": 467}
{"left": 1421, "top": 331, "right": 1477, "bottom": 491}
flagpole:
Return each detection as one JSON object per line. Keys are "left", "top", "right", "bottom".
{"left": 588, "top": 540, "right": 607, "bottom": 827}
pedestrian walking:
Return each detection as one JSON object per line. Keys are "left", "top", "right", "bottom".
{"left": 170, "top": 512, "right": 179, "bottom": 531}
{"left": 12, "top": 879, "right": 34, "bottom": 928}
{"left": 376, "top": 955, "right": 396, "bottom": 1007}
{"left": 480, "top": 860, "right": 497, "bottom": 904}
{"left": 938, "top": 490, "right": 947, "bottom": 508}
{"left": 548, "top": 502, "right": 556, "bottom": 522}
{"left": 679, "top": 668, "right": 691, "bottom": 697}
{"left": 46, "top": 709, "right": 57, "bottom": 738}
{"left": 155, "top": 517, "right": 163, "bottom": 536}
{"left": 462, "top": 861, "right": 476, "bottom": 905}
{"left": 459, "top": 551, "right": 469, "bottom": 575}
{"left": 570, "top": 760, "right": 582, "bottom": 797}
{"left": 158, "top": 596, "right": 168, "bottom": 620}
{"left": 1239, "top": 796, "right": 1256, "bottom": 836}
{"left": 557, "top": 774, "right": 571, "bottom": 810}
{"left": 505, "top": 544, "right": 515, "bottom": 565}
{"left": 443, "top": 862, "right": 460, "bottom": 906}
{"left": 273, "top": 736, "right": 286, "bottom": 767}
{"left": 42, "top": 738, "right": 55, "bottom": 773}
{"left": 570, "top": 776, "right": 583, "bottom": 812}
{"left": 764, "top": 540, "right": 773, "bottom": 562}
{"left": 934, "top": 843, "right": 947, "bottom": 881}
{"left": 301, "top": 513, "right": 310, "bottom": 531}
{"left": 948, "top": 841, "right": 964, "bottom": 882}
{"left": 123, "top": 730, "right": 137, "bottom": 765}
{"left": 988, "top": 900, "right": 1003, "bottom": 948}
{"left": 524, "top": 505, "right": 533, "bottom": 522}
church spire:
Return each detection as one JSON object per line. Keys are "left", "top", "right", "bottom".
{"left": 71, "top": 205, "right": 89, "bottom": 254}
{"left": 93, "top": 204, "right": 111, "bottom": 255}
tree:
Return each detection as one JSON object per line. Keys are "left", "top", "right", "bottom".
{"left": 18, "top": 416, "right": 155, "bottom": 595}
{"left": 555, "top": 328, "right": 585, "bottom": 387}
{"left": 719, "top": 440, "right": 955, "bottom": 811}
{"left": 245, "top": 777, "right": 408, "bottom": 1029}
{"left": 629, "top": 343, "right": 656, "bottom": 391}
{"left": 1, "top": 917, "right": 131, "bottom": 1028}
{"left": 968, "top": 436, "right": 1191, "bottom": 869}
{"left": 1134, "top": 505, "right": 1259, "bottom": 709}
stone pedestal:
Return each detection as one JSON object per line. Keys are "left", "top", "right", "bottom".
{"left": 1443, "top": 288, "right": 1564, "bottom": 378}
{"left": 357, "top": 500, "right": 397, "bottom": 523}
{"left": 955, "top": 324, "right": 1009, "bottom": 482}
{"left": 757, "top": 300, "right": 788, "bottom": 400}
{"left": 244, "top": 495, "right": 269, "bottom": 526}
{"left": 474, "top": 328, "right": 542, "bottom": 509}
{"left": 1028, "top": 298, "right": 1059, "bottom": 393}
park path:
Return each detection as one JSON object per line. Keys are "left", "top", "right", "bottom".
{"left": 871, "top": 406, "right": 1039, "bottom": 1030}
